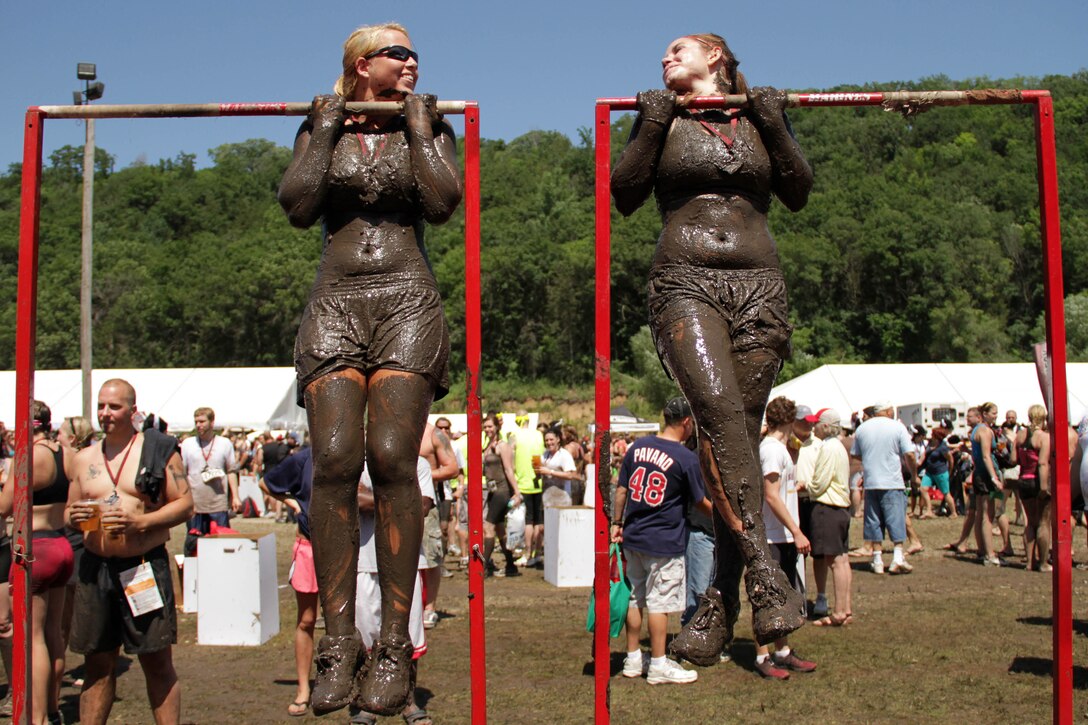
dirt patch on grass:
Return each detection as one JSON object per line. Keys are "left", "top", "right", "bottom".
{"left": 29, "top": 514, "right": 1088, "bottom": 723}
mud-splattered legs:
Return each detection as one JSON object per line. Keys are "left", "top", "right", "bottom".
{"left": 365, "top": 370, "right": 432, "bottom": 642}
{"left": 306, "top": 369, "right": 368, "bottom": 637}
{"left": 306, "top": 368, "right": 432, "bottom": 643}
{"left": 656, "top": 312, "right": 802, "bottom": 642}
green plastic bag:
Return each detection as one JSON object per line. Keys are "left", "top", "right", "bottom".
{"left": 585, "top": 543, "right": 632, "bottom": 638}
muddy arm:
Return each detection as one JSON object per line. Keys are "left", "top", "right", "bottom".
{"left": 404, "top": 94, "right": 463, "bottom": 224}
{"left": 278, "top": 95, "right": 345, "bottom": 228}
{"left": 747, "top": 87, "right": 812, "bottom": 212}
{"left": 611, "top": 90, "right": 675, "bottom": 217}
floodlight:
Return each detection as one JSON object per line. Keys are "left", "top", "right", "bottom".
{"left": 76, "top": 63, "right": 96, "bottom": 81}
{"left": 85, "top": 82, "right": 105, "bottom": 101}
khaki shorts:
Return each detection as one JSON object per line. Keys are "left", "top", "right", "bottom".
{"left": 421, "top": 507, "right": 444, "bottom": 568}
{"left": 625, "top": 549, "right": 686, "bottom": 614}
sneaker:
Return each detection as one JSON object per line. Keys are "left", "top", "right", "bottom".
{"left": 311, "top": 630, "right": 363, "bottom": 714}
{"left": 888, "top": 560, "right": 913, "bottom": 575}
{"left": 983, "top": 556, "right": 1005, "bottom": 567}
{"left": 353, "top": 633, "right": 414, "bottom": 715}
{"left": 514, "top": 555, "right": 528, "bottom": 567}
{"left": 525, "top": 555, "right": 543, "bottom": 568}
{"left": 449, "top": 544, "right": 462, "bottom": 557}
{"left": 754, "top": 657, "right": 790, "bottom": 680}
{"left": 646, "top": 658, "right": 697, "bottom": 685}
{"left": 622, "top": 652, "right": 648, "bottom": 678}
{"left": 870, "top": 557, "right": 885, "bottom": 575}
{"left": 719, "top": 646, "right": 732, "bottom": 664}
{"left": 423, "top": 610, "right": 440, "bottom": 629}
{"left": 772, "top": 649, "right": 816, "bottom": 673}
{"left": 811, "top": 599, "right": 829, "bottom": 619}
{"left": 669, "top": 586, "right": 730, "bottom": 667}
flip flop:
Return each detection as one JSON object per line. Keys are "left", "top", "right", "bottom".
{"left": 288, "top": 700, "right": 310, "bottom": 717}
{"left": 847, "top": 548, "right": 872, "bottom": 558}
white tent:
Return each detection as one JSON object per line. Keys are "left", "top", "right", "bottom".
{"left": 769, "top": 363, "right": 1088, "bottom": 423}
{"left": 0, "top": 368, "right": 300, "bottom": 433}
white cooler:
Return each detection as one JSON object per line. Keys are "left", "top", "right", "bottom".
{"left": 196, "top": 533, "right": 279, "bottom": 645}
{"left": 544, "top": 506, "right": 594, "bottom": 587}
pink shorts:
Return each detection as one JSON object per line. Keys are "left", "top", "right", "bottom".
{"left": 289, "top": 537, "right": 318, "bottom": 594}
{"left": 10, "top": 531, "right": 74, "bottom": 595}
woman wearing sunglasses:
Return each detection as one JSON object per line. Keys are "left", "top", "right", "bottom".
{"left": 278, "top": 22, "right": 461, "bottom": 717}
{"left": 611, "top": 34, "right": 813, "bottom": 662}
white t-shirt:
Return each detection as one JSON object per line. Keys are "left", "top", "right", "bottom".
{"left": 541, "top": 447, "right": 576, "bottom": 491}
{"left": 180, "top": 435, "right": 237, "bottom": 514}
{"left": 760, "top": 436, "right": 798, "bottom": 544}
{"left": 358, "top": 457, "right": 434, "bottom": 573}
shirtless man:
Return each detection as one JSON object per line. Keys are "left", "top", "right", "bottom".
{"left": 66, "top": 379, "right": 194, "bottom": 725}
{"left": 418, "top": 420, "right": 460, "bottom": 628}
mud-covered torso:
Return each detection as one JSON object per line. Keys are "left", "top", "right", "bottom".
{"left": 653, "top": 111, "right": 779, "bottom": 270}
{"left": 317, "top": 117, "right": 435, "bottom": 283}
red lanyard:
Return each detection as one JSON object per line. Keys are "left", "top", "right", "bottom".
{"left": 200, "top": 437, "right": 216, "bottom": 465}
{"left": 103, "top": 433, "right": 137, "bottom": 490}
{"left": 693, "top": 111, "right": 739, "bottom": 148}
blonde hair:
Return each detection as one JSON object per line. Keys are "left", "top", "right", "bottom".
{"left": 687, "top": 34, "right": 748, "bottom": 95}
{"left": 1027, "top": 404, "right": 1047, "bottom": 429}
{"left": 64, "top": 416, "right": 95, "bottom": 450}
{"left": 334, "top": 22, "right": 411, "bottom": 98}
{"left": 194, "top": 407, "right": 215, "bottom": 422}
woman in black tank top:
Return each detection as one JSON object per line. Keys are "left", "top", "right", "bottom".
{"left": 0, "top": 400, "right": 74, "bottom": 722}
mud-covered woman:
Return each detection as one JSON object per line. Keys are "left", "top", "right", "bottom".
{"left": 610, "top": 34, "right": 813, "bottom": 661}
{"left": 278, "top": 22, "right": 461, "bottom": 716}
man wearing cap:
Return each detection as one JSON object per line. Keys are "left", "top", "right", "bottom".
{"left": 851, "top": 402, "right": 918, "bottom": 575}
{"left": 808, "top": 409, "right": 853, "bottom": 624}
{"left": 791, "top": 404, "right": 822, "bottom": 551}
{"left": 613, "top": 397, "right": 711, "bottom": 684}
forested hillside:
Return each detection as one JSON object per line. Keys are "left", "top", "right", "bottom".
{"left": 2, "top": 72, "right": 1086, "bottom": 388}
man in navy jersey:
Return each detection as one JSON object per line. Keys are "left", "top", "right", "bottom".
{"left": 612, "top": 397, "right": 712, "bottom": 685}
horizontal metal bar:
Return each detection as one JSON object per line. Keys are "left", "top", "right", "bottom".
{"left": 32, "top": 100, "right": 476, "bottom": 119}
{"left": 597, "top": 88, "right": 1049, "bottom": 111}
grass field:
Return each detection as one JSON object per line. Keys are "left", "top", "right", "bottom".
{"left": 28, "top": 512, "right": 1088, "bottom": 723}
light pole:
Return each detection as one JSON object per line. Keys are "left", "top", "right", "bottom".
{"left": 75, "top": 63, "right": 103, "bottom": 420}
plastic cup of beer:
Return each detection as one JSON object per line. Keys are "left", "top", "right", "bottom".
{"left": 531, "top": 455, "right": 542, "bottom": 468}
{"left": 76, "top": 499, "right": 102, "bottom": 532}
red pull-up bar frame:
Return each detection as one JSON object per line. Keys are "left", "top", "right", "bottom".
{"left": 592, "top": 89, "right": 1070, "bottom": 724}
{"left": 14, "top": 100, "right": 487, "bottom": 725}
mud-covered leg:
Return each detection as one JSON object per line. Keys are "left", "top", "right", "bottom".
{"left": 305, "top": 369, "right": 367, "bottom": 714}
{"left": 656, "top": 313, "right": 804, "bottom": 646}
{"left": 356, "top": 370, "right": 432, "bottom": 716}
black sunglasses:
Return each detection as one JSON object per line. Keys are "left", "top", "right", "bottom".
{"left": 364, "top": 45, "right": 418, "bottom": 63}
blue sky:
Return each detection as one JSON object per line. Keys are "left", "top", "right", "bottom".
{"left": 3, "top": 0, "right": 1085, "bottom": 170}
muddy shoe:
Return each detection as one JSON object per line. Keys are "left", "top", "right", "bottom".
{"left": 354, "top": 633, "right": 414, "bottom": 716}
{"left": 749, "top": 569, "right": 806, "bottom": 645}
{"left": 311, "top": 630, "right": 363, "bottom": 715}
{"left": 669, "top": 586, "right": 731, "bottom": 667}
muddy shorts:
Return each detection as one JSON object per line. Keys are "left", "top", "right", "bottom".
{"left": 69, "top": 545, "right": 176, "bottom": 656}
{"left": 647, "top": 265, "right": 792, "bottom": 378}
{"left": 294, "top": 271, "right": 450, "bottom": 404}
